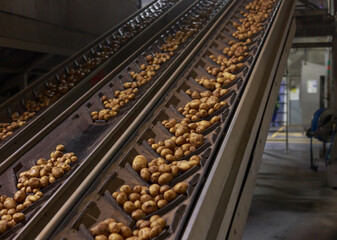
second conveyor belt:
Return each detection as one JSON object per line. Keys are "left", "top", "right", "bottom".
{"left": 0, "top": 0, "right": 232, "bottom": 239}
{"left": 31, "top": 0, "right": 295, "bottom": 239}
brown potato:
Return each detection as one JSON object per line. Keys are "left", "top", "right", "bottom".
{"left": 138, "top": 227, "right": 151, "bottom": 240}
{"left": 116, "top": 193, "right": 128, "bottom": 205}
{"left": 90, "top": 222, "right": 109, "bottom": 236}
{"left": 163, "top": 190, "right": 177, "bottom": 202}
{"left": 14, "top": 190, "right": 26, "bottom": 203}
{"left": 160, "top": 185, "right": 170, "bottom": 194}
{"left": 8, "top": 219, "right": 16, "bottom": 228}
{"left": 108, "top": 222, "right": 120, "bottom": 233}
{"left": 131, "top": 199, "right": 140, "bottom": 208}
{"left": 158, "top": 164, "right": 171, "bottom": 174}
{"left": 131, "top": 209, "right": 145, "bottom": 220}
{"left": 108, "top": 233, "right": 123, "bottom": 240}
{"left": 2, "top": 215, "right": 12, "bottom": 221}
{"left": 173, "top": 182, "right": 188, "bottom": 194}
{"left": 7, "top": 209, "right": 16, "bottom": 215}
{"left": 133, "top": 185, "right": 142, "bottom": 193}
{"left": 138, "top": 220, "right": 150, "bottom": 229}
{"left": 28, "top": 178, "right": 41, "bottom": 189}
{"left": 157, "top": 199, "right": 168, "bottom": 209}
{"left": 132, "top": 155, "right": 148, "bottom": 172}
{"left": 158, "top": 173, "right": 173, "bottom": 185}
{"left": 120, "top": 226, "right": 132, "bottom": 238}
{"left": 120, "top": 185, "right": 133, "bottom": 196}
{"left": 51, "top": 167, "right": 64, "bottom": 179}
{"left": 148, "top": 166, "right": 159, "bottom": 174}
{"left": 140, "top": 168, "right": 151, "bottom": 182}
{"left": 16, "top": 204, "right": 25, "bottom": 212}
{"left": 140, "top": 194, "right": 152, "bottom": 203}
{"left": 0, "top": 220, "right": 8, "bottom": 234}
{"left": 141, "top": 200, "right": 157, "bottom": 214}
{"left": 4, "top": 198, "right": 17, "bottom": 210}
{"left": 149, "top": 184, "right": 160, "bottom": 197}
{"left": 150, "top": 226, "right": 163, "bottom": 238}
{"left": 129, "top": 193, "right": 140, "bottom": 202}
{"left": 123, "top": 201, "right": 136, "bottom": 214}
{"left": 151, "top": 218, "right": 166, "bottom": 229}
{"left": 104, "top": 218, "right": 116, "bottom": 224}
{"left": 95, "top": 235, "right": 108, "bottom": 240}
{"left": 150, "top": 172, "right": 160, "bottom": 184}
{"left": 13, "top": 212, "right": 25, "bottom": 223}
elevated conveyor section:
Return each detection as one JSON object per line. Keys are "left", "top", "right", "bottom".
{"left": 0, "top": 0, "right": 230, "bottom": 239}
{"left": 31, "top": 0, "right": 295, "bottom": 239}
{"left": 0, "top": 0, "right": 189, "bottom": 161}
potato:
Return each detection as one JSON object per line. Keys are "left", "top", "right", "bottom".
{"left": 138, "top": 227, "right": 151, "bottom": 240}
{"left": 90, "top": 222, "right": 109, "bottom": 236}
{"left": 160, "top": 185, "right": 170, "bottom": 194}
{"left": 120, "top": 226, "right": 132, "bottom": 238}
{"left": 16, "top": 204, "right": 25, "bottom": 212}
{"left": 116, "top": 193, "right": 128, "bottom": 205}
{"left": 174, "top": 182, "right": 188, "bottom": 194}
{"left": 157, "top": 199, "right": 168, "bottom": 209}
{"left": 151, "top": 218, "right": 166, "bottom": 229}
{"left": 108, "top": 233, "right": 123, "bottom": 240}
{"left": 104, "top": 218, "right": 116, "bottom": 224}
{"left": 132, "top": 155, "right": 148, "bottom": 172}
{"left": 140, "top": 168, "right": 151, "bottom": 182}
{"left": 0, "top": 220, "right": 8, "bottom": 234}
{"left": 120, "top": 185, "right": 133, "bottom": 196}
{"left": 123, "top": 201, "right": 136, "bottom": 214}
{"left": 95, "top": 235, "right": 108, "bottom": 240}
{"left": 28, "top": 178, "right": 41, "bottom": 189}
{"left": 14, "top": 190, "right": 26, "bottom": 203}
{"left": 158, "top": 164, "right": 171, "bottom": 173}
{"left": 40, "top": 176, "right": 49, "bottom": 187}
{"left": 13, "top": 212, "right": 25, "bottom": 223}
{"left": 8, "top": 219, "right": 16, "bottom": 228}
{"left": 138, "top": 220, "right": 150, "bottom": 229}
{"left": 149, "top": 184, "right": 160, "bottom": 197}
{"left": 133, "top": 200, "right": 142, "bottom": 209}
{"left": 108, "top": 222, "right": 120, "bottom": 233}
{"left": 171, "top": 165, "right": 179, "bottom": 177}
{"left": 175, "top": 125, "right": 189, "bottom": 137}
{"left": 129, "top": 193, "right": 140, "bottom": 202}
{"left": 2, "top": 215, "right": 12, "bottom": 221}
{"left": 150, "top": 172, "right": 160, "bottom": 184}
{"left": 151, "top": 226, "right": 163, "bottom": 238}
{"left": 140, "top": 194, "right": 152, "bottom": 203}
{"left": 178, "top": 161, "right": 191, "bottom": 172}
{"left": 163, "top": 190, "right": 177, "bottom": 202}
{"left": 7, "top": 209, "right": 16, "bottom": 215}
{"left": 51, "top": 167, "right": 64, "bottom": 179}
{"left": 189, "top": 133, "right": 204, "bottom": 148}
{"left": 148, "top": 166, "right": 159, "bottom": 174}
{"left": 133, "top": 185, "right": 142, "bottom": 193}
{"left": 141, "top": 200, "right": 157, "bottom": 214}
{"left": 158, "top": 173, "right": 173, "bottom": 185}
{"left": 4, "top": 198, "right": 17, "bottom": 209}
{"left": 131, "top": 209, "right": 145, "bottom": 220}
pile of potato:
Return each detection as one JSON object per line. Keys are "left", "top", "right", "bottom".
{"left": 132, "top": 155, "right": 201, "bottom": 184}
{"left": 112, "top": 182, "right": 188, "bottom": 220}
{"left": 0, "top": 145, "right": 78, "bottom": 234}
{"left": 178, "top": 92, "right": 227, "bottom": 122}
{"left": 90, "top": 11, "right": 210, "bottom": 122}
{"left": 90, "top": 215, "right": 167, "bottom": 240}
{"left": 148, "top": 130, "right": 204, "bottom": 162}
{"left": 0, "top": 111, "right": 36, "bottom": 141}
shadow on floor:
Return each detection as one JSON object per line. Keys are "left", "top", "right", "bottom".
{"left": 242, "top": 141, "right": 337, "bottom": 240}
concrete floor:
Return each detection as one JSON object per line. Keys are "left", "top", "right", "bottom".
{"left": 242, "top": 139, "right": 337, "bottom": 240}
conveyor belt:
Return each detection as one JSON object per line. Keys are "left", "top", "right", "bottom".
{"left": 0, "top": 0, "right": 192, "bottom": 161}
{"left": 0, "top": 0, "right": 231, "bottom": 239}
{"left": 27, "top": 0, "right": 294, "bottom": 239}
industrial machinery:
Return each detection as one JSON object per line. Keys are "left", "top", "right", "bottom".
{"left": 0, "top": 0, "right": 296, "bottom": 239}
